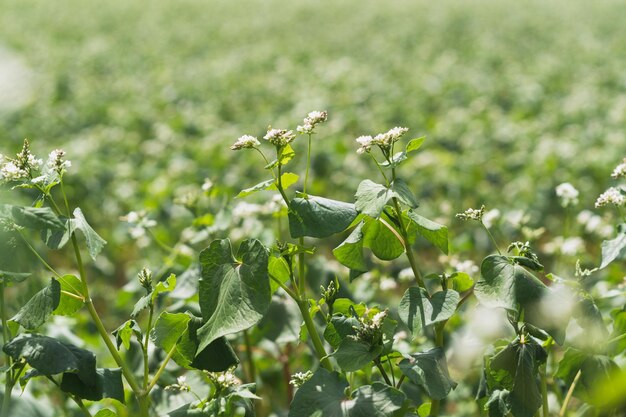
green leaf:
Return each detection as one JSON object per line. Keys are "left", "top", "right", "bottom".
{"left": 485, "top": 390, "right": 510, "bottom": 417}
{"left": 333, "top": 338, "right": 383, "bottom": 372}
{"left": 380, "top": 137, "right": 426, "bottom": 169}
{"left": 362, "top": 215, "right": 405, "bottom": 261}
{"left": 197, "top": 239, "right": 270, "bottom": 352}
{"left": 333, "top": 221, "right": 368, "bottom": 271}
{"left": 256, "top": 295, "right": 301, "bottom": 344}
{"left": 53, "top": 274, "right": 84, "bottom": 316}
{"left": 72, "top": 207, "right": 107, "bottom": 261}
{"left": 41, "top": 217, "right": 74, "bottom": 250}
{"left": 3, "top": 334, "right": 97, "bottom": 386}
{"left": 153, "top": 273, "right": 176, "bottom": 301}
{"left": 94, "top": 410, "right": 118, "bottom": 417}
{"left": 266, "top": 144, "right": 296, "bottom": 169}
{"left": 451, "top": 272, "right": 474, "bottom": 292}
{"left": 236, "top": 172, "right": 299, "bottom": 198}
{"left": 151, "top": 311, "right": 190, "bottom": 351}
{"left": 268, "top": 255, "right": 290, "bottom": 293}
{"left": 406, "top": 137, "right": 426, "bottom": 153}
{"left": 324, "top": 315, "right": 360, "bottom": 349}
{"left": 407, "top": 211, "right": 449, "bottom": 254}
{"left": 288, "top": 195, "right": 357, "bottom": 239}
{"left": 10, "top": 278, "right": 61, "bottom": 330}
{"left": 600, "top": 224, "right": 626, "bottom": 269}
{"left": 398, "top": 347, "right": 457, "bottom": 400}
{"left": 354, "top": 179, "right": 418, "bottom": 219}
{"left": 60, "top": 368, "right": 125, "bottom": 403}
{"left": 555, "top": 348, "right": 586, "bottom": 384}
{"left": 475, "top": 255, "right": 546, "bottom": 312}
{"left": 287, "top": 368, "right": 349, "bottom": 417}
{"left": 112, "top": 320, "right": 142, "bottom": 350}
{"left": 398, "top": 288, "right": 459, "bottom": 336}
{"left": 0, "top": 270, "right": 30, "bottom": 286}
{"left": 9, "top": 206, "right": 65, "bottom": 230}
{"left": 347, "top": 382, "right": 406, "bottom": 417}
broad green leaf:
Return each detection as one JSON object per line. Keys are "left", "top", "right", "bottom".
{"left": 130, "top": 294, "right": 151, "bottom": 318}
{"left": 362, "top": 215, "right": 405, "bottom": 261}
{"left": 73, "top": 208, "right": 107, "bottom": 261}
{"left": 407, "top": 211, "right": 449, "bottom": 254}
{"left": 153, "top": 273, "right": 176, "bottom": 301}
{"left": 11, "top": 278, "right": 61, "bottom": 330}
{"left": 237, "top": 172, "right": 299, "bottom": 198}
{"left": 41, "top": 217, "right": 74, "bottom": 250}
{"left": 600, "top": 224, "right": 626, "bottom": 268}
{"left": 417, "top": 403, "right": 431, "bottom": 417}
{"left": 475, "top": 255, "right": 546, "bottom": 312}
{"left": 451, "top": 272, "right": 474, "bottom": 292}
{"left": 346, "top": 382, "right": 406, "bottom": 417}
{"left": 579, "top": 355, "right": 620, "bottom": 406}
{"left": 287, "top": 369, "right": 349, "bottom": 417}
{"left": 354, "top": 179, "right": 418, "bottom": 219}
{"left": 485, "top": 390, "right": 510, "bottom": 417}
{"left": 9, "top": 206, "right": 65, "bottom": 230}
{"left": 197, "top": 239, "right": 270, "bottom": 352}
{"left": 94, "top": 410, "right": 118, "bottom": 417}
{"left": 266, "top": 144, "right": 296, "bottom": 169}
{"left": 268, "top": 255, "right": 290, "bottom": 293}
{"left": 256, "top": 295, "right": 301, "bottom": 344}
{"left": 609, "top": 307, "right": 626, "bottom": 356}
{"left": 3, "top": 334, "right": 97, "bottom": 386}
{"left": 150, "top": 311, "right": 190, "bottom": 351}
{"left": 112, "top": 320, "right": 142, "bottom": 350}
{"left": 324, "top": 315, "right": 360, "bottom": 349}
{"left": 555, "top": 348, "right": 586, "bottom": 384}
{"left": 60, "top": 368, "right": 124, "bottom": 403}
{"left": 398, "top": 288, "right": 459, "bottom": 336}
{"left": 0, "top": 270, "right": 30, "bottom": 286}
{"left": 288, "top": 195, "right": 357, "bottom": 239}
{"left": 333, "top": 338, "right": 383, "bottom": 372}
{"left": 54, "top": 274, "right": 84, "bottom": 316}
{"left": 398, "top": 348, "right": 457, "bottom": 400}
{"left": 333, "top": 221, "right": 367, "bottom": 271}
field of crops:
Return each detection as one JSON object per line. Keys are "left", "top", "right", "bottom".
{"left": 1, "top": 1, "right": 625, "bottom": 416}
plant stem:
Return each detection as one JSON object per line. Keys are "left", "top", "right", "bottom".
{"left": 481, "top": 223, "right": 502, "bottom": 255}
{"left": 296, "top": 299, "right": 332, "bottom": 371}
{"left": 369, "top": 153, "right": 390, "bottom": 186}
{"left": 559, "top": 369, "right": 581, "bottom": 417}
{"left": 147, "top": 344, "right": 177, "bottom": 392}
{"left": 391, "top": 198, "right": 425, "bottom": 288}
{"left": 17, "top": 231, "right": 62, "bottom": 278}
{"left": 298, "top": 238, "right": 306, "bottom": 298}
{"left": 243, "top": 329, "right": 257, "bottom": 382}
{"left": 304, "top": 134, "right": 312, "bottom": 194}
{"left": 143, "top": 303, "right": 154, "bottom": 389}
{"left": 540, "top": 365, "right": 549, "bottom": 417}
{"left": 374, "top": 359, "right": 392, "bottom": 386}
{"left": 1, "top": 281, "right": 13, "bottom": 417}
{"left": 270, "top": 274, "right": 298, "bottom": 299}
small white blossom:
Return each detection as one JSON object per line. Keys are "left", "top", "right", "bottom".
{"left": 372, "top": 127, "right": 409, "bottom": 148}
{"left": 379, "top": 277, "right": 397, "bottom": 291}
{"left": 543, "top": 236, "right": 585, "bottom": 256}
{"left": 202, "top": 178, "right": 214, "bottom": 192}
{"left": 231, "top": 135, "right": 260, "bottom": 151}
{"left": 207, "top": 370, "right": 239, "bottom": 389}
{"left": 165, "top": 375, "right": 190, "bottom": 392}
{"left": 232, "top": 202, "right": 265, "bottom": 218}
{"left": 0, "top": 160, "right": 28, "bottom": 182}
{"left": 555, "top": 182, "right": 579, "bottom": 207}
{"left": 121, "top": 211, "right": 157, "bottom": 240}
{"left": 297, "top": 110, "right": 328, "bottom": 134}
{"left": 264, "top": 128, "right": 296, "bottom": 146}
{"left": 398, "top": 268, "right": 414, "bottom": 283}
{"left": 46, "top": 149, "right": 71, "bottom": 174}
{"left": 456, "top": 205, "right": 485, "bottom": 221}
{"left": 452, "top": 259, "right": 479, "bottom": 276}
{"left": 370, "top": 310, "right": 388, "bottom": 327}
{"left": 611, "top": 159, "right": 626, "bottom": 179}
{"left": 595, "top": 187, "right": 626, "bottom": 208}
{"left": 355, "top": 135, "right": 374, "bottom": 154}
{"left": 0, "top": 140, "right": 43, "bottom": 183}
{"left": 289, "top": 371, "right": 313, "bottom": 388}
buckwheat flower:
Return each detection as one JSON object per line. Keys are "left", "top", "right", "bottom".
{"left": 611, "top": 159, "right": 626, "bottom": 179}
{"left": 372, "top": 127, "right": 409, "bottom": 148}
{"left": 595, "top": 187, "right": 626, "bottom": 208}
{"left": 456, "top": 205, "right": 486, "bottom": 221}
{"left": 263, "top": 128, "right": 296, "bottom": 147}
{"left": 0, "top": 160, "right": 28, "bottom": 182}
{"left": 120, "top": 210, "right": 157, "bottom": 239}
{"left": 165, "top": 375, "right": 190, "bottom": 392}
{"left": 289, "top": 371, "right": 313, "bottom": 388}
{"left": 297, "top": 110, "right": 328, "bottom": 134}
{"left": 231, "top": 135, "right": 260, "bottom": 151}
{"left": 207, "top": 369, "right": 240, "bottom": 390}
{"left": 201, "top": 178, "right": 214, "bottom": 192}
{"left": 370, "top": 310, "right": 388, "bottom": 328}
{"left": 355, "top": 135, "right": 374, "bottom": 154}
{"left": 555, "top": 182, "right": 579, "bottom": 207}
{"left": 379, "top": 277, "right": 397, "bottom": 291}
{"left": 46, "top": 149, "right": 71, "bottom": 174}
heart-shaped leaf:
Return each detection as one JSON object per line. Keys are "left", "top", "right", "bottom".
{"left": 288, "top": 195, "right": 357, "bottom": 238}
{"left": 398, "top": 287, "right": 459, "bottom": 336}
{"left": 398, "top": 348, "right": 457, "bottom": 400}
{"left": 11, "top": 278, "right": 61, "bottom": 330}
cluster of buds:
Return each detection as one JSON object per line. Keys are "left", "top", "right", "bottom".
{"left": 206, "top": 368, "right": 240, "bottom": 392}
{"left": 456, "top": 205, "right": 486, "bottom": 222}
{"left": 165, "top": 375, "right": 190, "bottom": 392}
{"left": 230, "top": 135, "right": 260, "bottom": 151}
{"left": 555, "top": 182, "right": 579, "bottom": 207}
{"left": 355, "top": 127, "right": 409, "bottom": 154}
{"left": 46, "top": 149, "right": 71, "bottom": 175}
{"left": 352, "top": 310, "right": 388, "bottom": 346}
{"left": 289, "top": 371, "right": 313, "bottom": 388}
{"left": 320, "top": 278, "right": 340, "bottom": 306}
{"left": 138, "top": 267, "right": 153, "bottom": 292}
{"left": 0, "top": 139, "right": 43, "bottom": 183}
{"left": 297, "top": 110, "right": 328, "bottom": 134}
{"left": 595, "top": 187, "right": 625, "bottom": 208}
{"left": 263, "top": 128, "right": 296, "bottom": 147}
{"left": 611, "top": 158, "right": 626, "bottom": 179}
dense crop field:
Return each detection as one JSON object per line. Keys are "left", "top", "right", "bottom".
{"left": 1, "top": 1, "right": 625, "bottom": 416}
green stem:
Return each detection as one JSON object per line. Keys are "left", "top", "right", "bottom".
{"left": 46, "top": 376, "right": 93, "bottom": 417}
{"left": 254, "top": 147, "right": 277, "bottom": 180}
{"left": 143, "top": 303, "right": 154, "bottom": 389}
{"left": 1, "top": 282, "right": 13, "bottom": 417}
{"left": 369, "top": 153, "right": 390, "bottom": 186}
{"left": 559, "top": 369, "right": 581, "bottom": 417}
{"left": 146, "top": 344, "right": 177, "bottom": 392}
{"left": 391, "top": 198, "right": 425, "bottom": 288}
{"left": 243, "top": 329, "right": 257, "bottom": 382}
{"left": 17, "top": 231, "right": 62, "bottom": 278}
{"left": 481, "top": 222, "right": 502, "bottom": 255}
{"left": 138, "top": 394, "right": 150, "bottom": 417}
{"left": 296, "top": 299, "right": 332, "bottom": 371}
{"left": 298, "top": 238, "right": 306, "bottom": 298}
{"left": 540, "top": 365, "right": 549, "bottom": 417}
{"left": 147, "top": 229, "right": 175, "bottom": 253}
{"left": 304, "top": 134, "right": 312, "bottom": 194}
{"left": 396, "top": 374, "right": 405, "bottom": 389}
{"left": 374, "top": 359, "right": 392, "bottom": 386}
{"left": 270, "top": 274, "right": 298, "bottom": 300}
{"left": 276, "top": 163, "right": 291, "bottom": 207}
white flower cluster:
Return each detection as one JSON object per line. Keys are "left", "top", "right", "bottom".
{"left": 289, "top": 371, "right": 313, "bottom": 388}
{"left": 595, "top": 187, "right": 626, "bottom": 208}
{"left": 230, "top": 135, "right": 260, "bottom": 151}
{"left": 611, "top": 159, "right": 626, "bottom": 179}
{"left": 456, "top": 205, "right": 486, "bottom": 221}
{"left": 297, "top": 110, "right": 328, "bottom": 134}
{"left": 46, "top": 149, "right": 71, "bottom": 174}
{"left": 264, "top": 128, "right": 296, "bottom": 147}
{"left": 120, "top": 210, "right": 157, "bottom": 239}
{"left": 207, "top": 369, "right": 239, "bottom": 390}
{"left": 355, "top": 127, "right": 409, "bottom": 154}
{"left": 555, "top": 182, "right": 579, "bottom": 207}
{"left": 0, "top": 140, "right": 43, "bottom": 183}
{"left": 165, "top": 375, "right": 190, "bottom": 392}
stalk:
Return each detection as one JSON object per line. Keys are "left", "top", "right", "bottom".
{"left": 304, "top": 133, "right": 312, "bottom": 194}
{"left": 1, "top": 281, "right": 13, "bottom": 417}
{"left": 391, "top": 198, "right": 425, "bottom": 288}
{"left": 296, "top": 299, "right": 332, "bottom": 371}
{"left": 559, "top": 369, "right": 582, "bottom": 417}
{"left": 243, "top": 329, "right": 257, "bottom": 382}
{"left": 143, "top": 303, "right": 155, "bottom": 389}
{"left": 540, "top": 365, "right": 549, "bottom": 417}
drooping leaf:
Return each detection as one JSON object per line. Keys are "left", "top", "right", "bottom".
{"left": 150, "top": 311, "right": 190, "bottom": 351}
{"left": 41, "top": 217, "right": 74, "bottom": 250}
{"left": 346, "top": 382, "right": 406, "bottom": 417}
{"left": 600, "top": 224, "right": 626, "bottom": 268}
{"left": 398, "top": 348, "right": 457, "bottom": 400}
{"left": 236, "top": 172, "right": 299, "bottom": 198}
{"left": 60, "top": 368, "right": 124, "bottom": 403}
{"left": 475, "top": 255, "right": 546, "bottom": 312}
{"left": 9, "top": 206, "right": 65, "bottom": 230}
{"left": 131, "top": 274, "right": 176, "bottom": 318}
{"left": 555, "top": 348, "right": 586, "bottom": 384}
{"left": 362, "top": 214, "right": 405, "bottom": 261}
{"left": 265, "top": 144, "right": 296, "bottom": 169}
{"left": 333, "top": 221, "right": 367, "bottom": 271}
{"left": 94, "top": 410, "right": 118, "bottom": 417}
{"left": 196, "top": 239, "right": 270, "bottom": 352}
{"left": 288, "top": 195, "right": 357, "bottom": 239}
{"left": 288, "top": 369, "right": 349, "bottom": 417}
{"left": 0, "top": 270, "right": 30, "bottom": 286}
{"left": 398, "top": 287, "right": 459, "bottom": 336}
{"left": 53, "top": 274, "right": 84, "bottom": 316}
{"left": 112, "top": 320, "right": 142, "bottom": 350}
{"left": 407, "top": 211, "right": 449, "bottom": 255}
{"left": 354, "top": 179, "right": 417, "bottom": 219}
{"left": 333, "top": 338, "right": 383, "bottom": 372}
{"left": 11, "top": 278, "right": 61, "bottom": 330}
{"left": 3, "top": 334, "right": 97, "bottom": 385}
{"left": 72, "top": 207, "right": 107, "bottom": 261}
{"left": 484, "top": 390, "right": 510, "bottom": 417}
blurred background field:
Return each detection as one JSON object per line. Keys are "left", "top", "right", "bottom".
{"left": 1, "top": 0, "right": 625, "bottom": 415}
